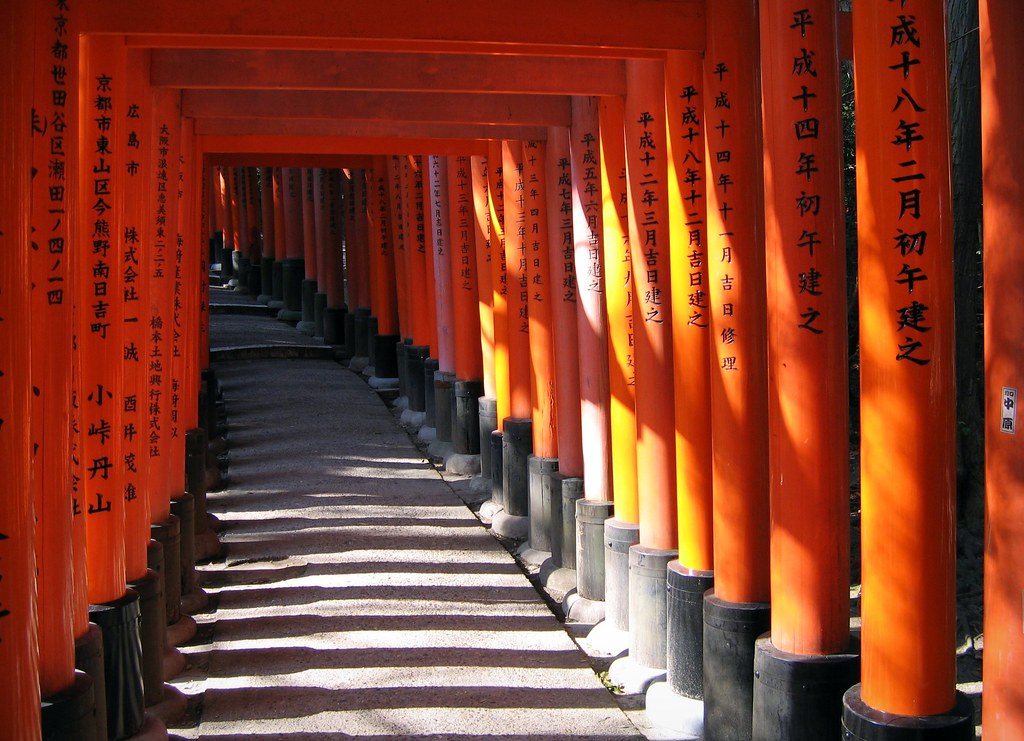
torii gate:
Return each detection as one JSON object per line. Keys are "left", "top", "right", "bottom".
{"left": 2, "top": 1, "right": 1021, "bottom": 740}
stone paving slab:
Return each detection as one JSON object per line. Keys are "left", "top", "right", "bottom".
{"left": 169, "top": 345, "right": 645, "bottom": 740}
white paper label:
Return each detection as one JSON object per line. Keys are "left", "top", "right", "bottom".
{"left": 1001, "top": 387, "right": 1018, "bottom": 435}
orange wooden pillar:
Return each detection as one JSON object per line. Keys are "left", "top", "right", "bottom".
{"left": 214, "top": 166, "right": 231, "bottom": 283}
{"left": 497, "top": 140, "right": 533, "bottom": 536}
{"left": 569, "top": 96, "right": 614, "bottom": 607}
{"left": 544, "top": 126, "right": 586, "bottom": 576}
{"left": 446, "top": 155, "right": 486, "bottom": 461}
{"left": 418, "top": 157, "right": 440, "bottom": 371}
{"left": 278, "top": 167, "right": 304, "bottom": 322}
{"left": 844, "top": 2, "right": 973, "bottom": 736}
{"left": 322, "top": 169, "right": 348, "bottom": 345}
{"left": 256, "top": 166, "right": 275, "bottom": 304}
{"left": 1, "top": 2, "right": 42, "bottom": 735}
{"left": 78, "top": 33, "right": 146, "bottom": 738}
{"left": 982, "top": 2, "right": 1024, "bottom": 737}
{"left": 600, "top": 94, "right": 640, "bottom": 631}
{"left": 425, "top": 155, "right": 455, "bottom": 443}
{"left": 367, "top": 157, "right": 400, "bottom": 379}
{"left": 297, "top": 169, "right": 319, "bottom": 333}
{"left": 471, "top": 154, "right": 500, "bottom": 484}
{"left": 649, "top": 50, "right": 717, "bottom": 720}
{"left": 701, "top": 1, "right": 773, "bottom": 736}
{"left": 751, "top": 3, "right": 860, "bottom": 737}
{"left": 403, "top": 157, "right": 432, "bottom": 416}
{"left": 521, "top": 139, "right": 559, "bottom": 557}
{"left": 227, "top": 167, "right": 242, "bottom": 286}
{"left": 620, "top": 59, "right": 678, "bottom": 676}
{"left": 29, "top": 0, "right": 92, "bottom": 727}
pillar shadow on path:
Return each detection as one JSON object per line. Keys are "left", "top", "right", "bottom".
{"left": 168, "top": 305, "right": 646, "bottom": 740}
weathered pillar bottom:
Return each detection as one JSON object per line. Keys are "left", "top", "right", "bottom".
{"left": 478, "top": 429, "right": 504, "bottom": 522}
{"left": 297, "top": 278, "right": 318, "bottom": 335}
{"left": 407, "top": 345, "right": 429, "bottom": 413}
{"left": 841, "top": 686, "right": 974, "bottom": 741}
{"left": 42, "top": 670, "right": 97, "bottom": 741}
{"left": 371, "top": 332, "right": 400, "bottom": 380}
{"left": 126, "top": 568, "right": 164, "bottom": 707}
{"left": 702, "top": 590, "right": 771, "bottom": 741}
{"left": 493, "top": 418, "right": 532, "bottom": 540}
{"left": 352, "top": 307, "right": 371, "bottom": 358}
{"left": 557, "top": 476, "right": 584, "bottom": 570}
{"left": 752, "top": 634, "right": 860, "bottom": 741}
{"left": 150, "top": 517, "right": 181, "bottom": 626}
{"left": 277, "top": 257, "right": 304, "bottom": 323}
{"left": 313, "top": 292, "right": 327, "bottom": 338}
{"left": 477, "top": 397, "right": 497, "bottom": 483}
{"left": 343, "top": 310, "right": 357, "bottom": 356}
{"left": 452, "top": 379, "right": 483, "bottom": 455}
{"left": 268, "top": 260, "right": 284, "bottom": 310}
{"left": 525, "top": 455, "right": 559, "bottom": 557}
{"left": 323, "top": 305, "right": 346, "bottom": 346}
{"left": 629, "top": 545, "right": 677, "bottom": 669}
{"left": 667, "top": 563, "right": 714, "bottom": 699}
{"left": 257, "top": 256, "right": 275, "bottom": 304}
{"left": 90, "top": 591, "right": 145, "bottom": 740}
{"left": 604, "top": 518, "right": 640, "bottom": 631}
{"left": 75, "top": 623, "right": 107, "bottom": 741}
{"left": 423, "top": 359, "right": 439, "bottom": 428}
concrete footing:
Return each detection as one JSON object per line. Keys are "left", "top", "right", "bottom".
{"left": 446, "top": 452, "right": 480, "bottom": 475}
{"left": 841, "top": 686, "right": 974, "bottom": 741}
{"left": 702, "top": 590, "right": 771, "bottom": 741}
{"left": 492, "top": 507, "right": 530, "bottom": 540}
{"left": 296, "top": 278, "right": 318, "bottom": 335}
{"left": 563, "top": 590, "right": 607, "bottom": 624}
{"left": 608, "top": 653, "right": 667, "bottom": 696}
{"left": 527, "top": 455, "right": 559, "bottom": 554}
{"left": 42, "top": 670, "right": 97, "bottom": 741}
{"left": 90, "top": 591, "right": 145, "bottom": 740}
{"left": 645, "top": 681, "right": 705, "bottom": 739}
{"left": 604, "top": 518, "right": 640, "bottom": 631}
{"left": 753, "top": 634, "right": 860, "bottom": 741}
{"left": 576, "top": 498, "right": 612, "bottom": 603}
{"left": 584, "top": 619, "right": 631, "bottom": 658}
{"left": 628, "top": 545, "right": 677, "bottom": 669}
{"left": 75, "top": 622, "right": 107, "bottom": 741}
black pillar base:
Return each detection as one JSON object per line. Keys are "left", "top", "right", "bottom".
{"left": 453, "top": 380, "right": 483, "bottom": 455}
{"left": 423, "top": 359, "right": 439, "bottom": 427}
{"left": 434, "top": 371, "right": 455, "bottom": 443}
{"left": 313, "top": 292, "right": 327, "bottom": 337}
{"left": 396, "top": 340, "right": 410, "bottom": 396}
{"left": 478, "top": 397, "right": 498, "bottom": 479}
{"left": 367, "top": 316, "right": 379, "bottom": 367}
{"left": 353, "top": 307, "right": 371, "bottom": 358}
{"left": 502, "top": 417, "right": 533, "bottom": 518}
{"left": 246, "top": 261, "right": 261, "bottom": 296}
{"left": 629, "top": 545, "right": 677, "bottom": 669}
{"left": 841, "top": 686, "right": 974, "bottom": 741}
{"left": 666, "top": 562, "right": 714, "bottom": 699}
{"left": 752, "top": 634, "right": 859, "bottom": 741}
{"left": 557, "top": 476, "right": 585, "bottom": 570}
{"left": 324, "top": 306, "right": 347, "bottom": 346}
{"left": 171, "top": 494, "right": 196, "bottom": 599}
{"left": 278, "top": 257, "right": 304, "bottom": 322}
{"left": 270, "top": 260, "right": 284, "bottom": 307}
{"left": 234, "top": 255, "right": 250, "bottom": 292}
{"left": 185, "top": 428, "right": 209, "bottom": 534}
{"left": 407, "top": 345, "right": 429, "bottom": 412}
{"left": 490, "top": 430, "right": 504, "bottom": 508}
{"left": 372, "top": 332, "right": 400, "bottom": 378}
{"left": 75, "top": 622, "right": 107, "bottom": 740}
{"left": 42, "top": 669, "right": 97, "bottom": 741}
{"left": 527, "top": 455, "right": 559, "bottom": 552}
{"left": 576, "top": 498, "right": 612, "bottom": 602}
{"left": 89, "top": 591, "right": 145, "bottom": 740}
{"left": 220, "top": 245, "right": 234, "bottom": 279}
{"left": 344, "top": 309, "right": 357, "bottom": 356}
{"left": 150, "top": 517, "right": 181, "bottom": 625}
{"left": 126, "top": 568, "right": 165, "bottom": 706}
{"left": 297, "top": 278, "right": 318, "bottom": 334}
{"left": 702, "top": 590, "right": 771, "bottom": 741}
{"left": 257, "top": 256, "right": 275, "bottom": 304}
{"left": 604, "top": 518, "right": 640, "bottom": 631}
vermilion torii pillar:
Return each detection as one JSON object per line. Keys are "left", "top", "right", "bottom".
{"left": 544, "top": 126, "right": 586, "bottom": 580}
{"left": 569, "top": 96, "right": 614, "bottom": 616}
{"left": 600, "top": 94, "right": 640, "bottom": 636}
{"left": 297, "top": 168, "right": 319, "bottom": 334}
{"left": 520, "top": 139, "right": 559, "bottom": 564}
{"left": 496, "top": 140, "right": 534, "bottom": 540}
{"left": 982, "top": 1, "right": 1024, "bottom": 737}
{"left": 78, "top": 33, "right": 146, "bottom": 738}
{"left": 702, "top": 1, "right": 772, "bottom": 737}
{"left": 447, "top": 155, "right": 485, "bottom": 471}
{"left": 753, "top": 3, "right": 859, "bottom": 738}
{"left": 471, "top": 154, "right": 499, "bottom": 485}
{"left": 278, "top": 167, "right": 304, "bottom": 323}
{"left": 645, "top": 49, "right": 715, "bottom": 733}
{"left": 844, "top": 2, "right": 973, "bottom": 737}
{"left": 1, "top": 1, "right": 42, "bottom": 734}
{"left": 322, "top": 169, "right": 348, "bottom": 345}
{"left": 425, "top": 155, "right": 454, "bottom": 446}
{"left": 401, "top": 157, "right": 432, "bottom": 423}
{"left": 367, "top": 156, "right": 400, "bottom": 381}
{"left": 29, "top": 0, "right": 96, "bottom": 732}
{"left": 617, "top": 58, "right": 679, "bottom": 684}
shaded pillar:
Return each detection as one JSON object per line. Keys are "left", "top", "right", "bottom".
{"left": 1, "top": 2, "right": 42, "bottom": 732}
{"left": 471, "top": 154, "right": 498, "bottom": 485}
{"left": 278, "top": 167, "right": 305, "bottom": 323}
{"left": 297, "top": 168, "right": 319, "bottom": 334}
{"left": 844, "top": 2, "right": 972, "bottom": 737}
{"left": 981, "top": 2, "right": 1024, "bottom": 737}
